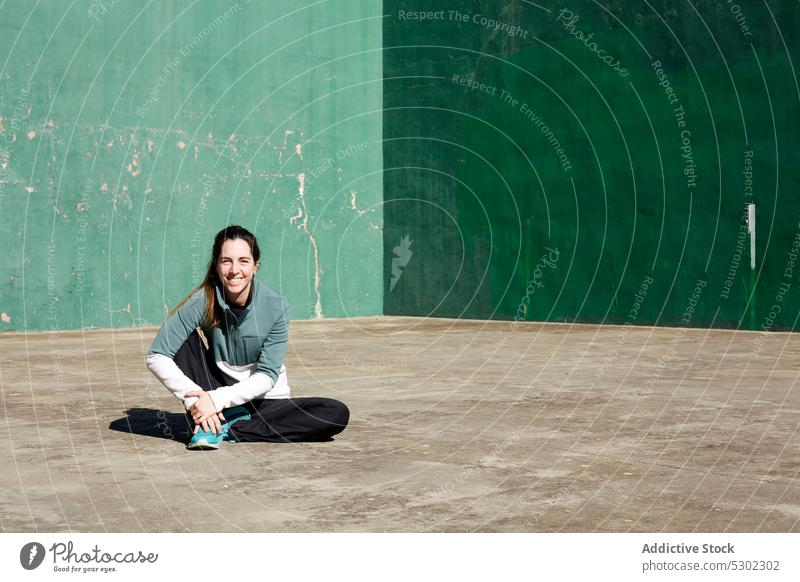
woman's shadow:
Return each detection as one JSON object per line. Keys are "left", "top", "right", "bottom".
{"left": 109, "top": 408, "right": 191, "bottom": 443}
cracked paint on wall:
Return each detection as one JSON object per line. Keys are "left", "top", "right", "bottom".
{"left": 0, "top": 0, "right": 383, "bottom": 331}
{"left": 291, "top": 172, "right": 323, "bottom": 319}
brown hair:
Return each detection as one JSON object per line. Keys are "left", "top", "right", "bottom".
{"left": 170, "top": 225, "right": 261, "bottom": 327}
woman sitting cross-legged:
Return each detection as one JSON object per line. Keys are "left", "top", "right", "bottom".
{"left": 146, "top": 224, "right": 349, "bottom": 450}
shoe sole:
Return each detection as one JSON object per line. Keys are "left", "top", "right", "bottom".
{"left": 186, "top": 437, "right": 220, "bottom": 450}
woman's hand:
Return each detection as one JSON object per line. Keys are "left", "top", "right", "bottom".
{"left": 186, "top": 391, "right": 226, "bottom": 434}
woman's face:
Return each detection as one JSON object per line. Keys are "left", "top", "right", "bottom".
{"left": 216, "top": 238, "right": 259, "bottom": 306}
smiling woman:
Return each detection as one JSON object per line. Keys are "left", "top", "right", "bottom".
{"left": 145, "top": 225, "right": 349, "bottom": 450}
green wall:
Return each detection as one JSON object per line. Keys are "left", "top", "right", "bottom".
{"left": 3, "top": 1, "right": 799, "bottom": 333}
{"left": 0, "top": 0, "right": 383, "bottom": 331}
{"left": 384, "top": 1, "right": 800, "bottom": 330}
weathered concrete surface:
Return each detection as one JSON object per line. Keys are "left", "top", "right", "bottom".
{"left": 1, "top": 317, "right": 798, "bottom": 532}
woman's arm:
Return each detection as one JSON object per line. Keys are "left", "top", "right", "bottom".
{"left": 145, "top": 290, "right": 206, "bottom": 409}
{"left": 206, "top": 372, "right": 274, "bottom": 411}
{"left": 145, "top": 353, "right": 204, "bottom": 409}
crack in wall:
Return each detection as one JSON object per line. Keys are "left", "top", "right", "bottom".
{"left": 290, "top": 172, "right": 322, "bottom": 318}
{"left": 350, "top": 188, "right": 380, "bottom": 230}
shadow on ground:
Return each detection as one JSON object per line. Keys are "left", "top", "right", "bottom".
{"left": 109, "top": 408, "right": 190, "bottom": 443}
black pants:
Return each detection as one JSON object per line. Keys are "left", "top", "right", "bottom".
{"left": 173, "top": 330, "right": 349, "bottom": 442}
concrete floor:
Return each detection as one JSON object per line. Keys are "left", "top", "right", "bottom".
{"left": 1, "top": 316, "right": 798, "bottom": 532}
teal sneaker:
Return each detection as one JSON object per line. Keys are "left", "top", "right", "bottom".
{"left": 186, "top": 427, "right": 224, "bottom": 450}
{"left": 186, "top": 406, "right": 252, "bottom": 450}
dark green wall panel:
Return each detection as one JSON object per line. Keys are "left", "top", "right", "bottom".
{"left": 384, "top": 0, "right": 799, "bottom": 330}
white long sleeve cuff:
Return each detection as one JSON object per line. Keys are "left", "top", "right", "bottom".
{"left": 145, "top": 353, "right": 203, "bottom": 409}
{"left": 207, "top": 372, "right": 274, "bottom": 411}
